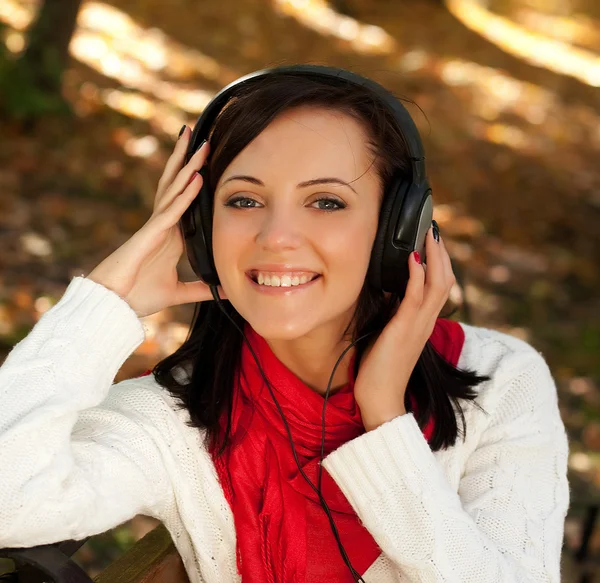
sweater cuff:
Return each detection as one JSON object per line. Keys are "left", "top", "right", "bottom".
{"left": 322, "top": 413, "right": 450, "bottom": 504}
{"left": 47, "top": 276, "right": 146, "bottom": 374}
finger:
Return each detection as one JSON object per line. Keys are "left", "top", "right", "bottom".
{"left": 157, "top": 171, "right": 203, "bottom": 228}
{"left": 432, "top": 233, "right": 456, "bottom": 297}
{"left": 156, "top": 141, "right": 210, "bottom": 214}
{"left": 422, "top": 227, "right": 451, "bottom": 308}
{"left": 438, "top": 234, "right": 454, "bottom": 281}
{"left": 400, "top": 251, "right": 425, "bottom": 310}
{"left": 423, "top": 227, "right": 445, "bottom": 285}
{"left": 156, "top": 126, "right": 191, "bottom": 202}
{"left": 172, "top": 280, "right": 227, "bottom": 307}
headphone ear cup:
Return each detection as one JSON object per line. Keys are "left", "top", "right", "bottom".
{"left": 199, "top": 174, "right": 220, "bottom": 283}
{"left": 368, "top": 177, "right": 433, "bottom": 294}
{"left": 367, "top": 173, "right": 410, "bottom": 291}
{"left": 182, "top": 168, "right": 221, "bottom": 286}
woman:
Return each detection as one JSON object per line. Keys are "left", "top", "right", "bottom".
{"left": 0, "top": 67, "right": 570, "bottom": 583}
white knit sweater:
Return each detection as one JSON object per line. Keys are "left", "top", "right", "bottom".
{"left": 0, "top": 276, "right": 571, "bottom": 582}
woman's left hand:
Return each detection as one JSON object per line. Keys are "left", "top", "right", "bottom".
{"left": 354, "top": 226, "right": 456, "bottom": 432}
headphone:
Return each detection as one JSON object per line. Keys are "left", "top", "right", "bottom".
{"left": 178, "top": 65, "right": 436, "bottom": 582}
{"left": 179, "top": 64, "right": 434, "bottom": 294}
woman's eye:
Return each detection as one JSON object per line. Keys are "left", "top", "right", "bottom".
{"left": 225, "top": 196, "right": 260, "bottom": 209}
{"left": 312, "top": 197, "right": 346, "bottom": 211}
{"left": 224, "top": 196, "right": 346, "bottom": 211}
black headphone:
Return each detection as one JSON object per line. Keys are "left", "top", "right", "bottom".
{"left": 178, "top": 65, "right": 437, "bottom": 582}
{"left": 179, "top": 64, "right": 433, "bottom": 294}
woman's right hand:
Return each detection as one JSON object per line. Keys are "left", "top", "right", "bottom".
{"left": 87, "top": 126, "right": 226, "bottom": 318}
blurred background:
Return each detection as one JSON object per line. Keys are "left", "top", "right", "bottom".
{"left": 0, "top": 0, "right": 598, "bottom": 580}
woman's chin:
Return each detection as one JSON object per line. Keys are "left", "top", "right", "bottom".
{"left": 224, "top": 277, "right": 359, "bottom": 341}
{"left": 243, "top": 316, "right": 316, "bottom": 341}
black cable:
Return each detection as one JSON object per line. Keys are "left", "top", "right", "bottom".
{"left": 210, "top": 285, "right": 369, "bottom": 582}
{"left": 208, "top": 262, "right": 470, "bottom": 582}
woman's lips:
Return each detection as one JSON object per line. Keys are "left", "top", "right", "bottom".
{"left": 245, "top": 273, "right": 322, "bottom": 295}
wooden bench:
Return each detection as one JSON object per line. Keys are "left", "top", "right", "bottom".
{"left": 0, "top": 524, "right": 188, "bottom": 583}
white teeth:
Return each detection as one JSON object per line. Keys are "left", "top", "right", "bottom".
{"left": 252, "top": 271, "right": 319, "bottom": 287}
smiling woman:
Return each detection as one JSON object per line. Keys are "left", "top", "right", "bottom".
{"left": 211, "top": 104, "right": 380, "bottom": 342}
{"left": 165, "top": 69, "right": 484, "bottom": 450}
{"left": 0, "top": 66, "right": 569, "bottom": 583}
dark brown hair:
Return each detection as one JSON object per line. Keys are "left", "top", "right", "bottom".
{"left": 152, "top": 73, "right": 489, "bottom": 454}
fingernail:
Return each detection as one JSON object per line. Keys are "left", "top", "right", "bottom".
{"left": 413, "top": 251, "right": 421, "bottom": 264}
{"left": 199, "top": 139, "right": 207, "bottom": 149}
{"left": 178, "top": 125, "right": 187, "bottom": 138}
{"left": 432, "top": 220, "right": 440, "bottom": 243}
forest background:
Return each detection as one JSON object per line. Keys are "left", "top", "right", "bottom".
{"left": 0, "top": 0, "right": 598, "bottom": 578}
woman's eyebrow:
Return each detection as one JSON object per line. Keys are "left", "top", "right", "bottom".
{"left": 221, "top": 175, "right": 358, "bottom": 194}
{"left": 298, "top": 177, "right": 358, "bottom": 194}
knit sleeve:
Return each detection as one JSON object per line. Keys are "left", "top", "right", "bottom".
{"left": 0, "top": 277, "right": 173, "bottom": 548}
{"left": 322, "top": 342, "right": 570, "bottom": 582}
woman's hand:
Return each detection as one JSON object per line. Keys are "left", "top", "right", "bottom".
{"left": 87, "top": 126, "right": 226, "bottom": 318}
{"left": 354, "top": 226, "right": 455, "bottom": 432}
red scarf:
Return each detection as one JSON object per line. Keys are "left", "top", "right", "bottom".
{"left": 141, "top": 319, "right": 464, "bottom": 581}
{"left": 207, "top": 319, "right": 464, "bottom": 583}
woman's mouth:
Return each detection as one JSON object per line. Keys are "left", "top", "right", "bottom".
{"left": 245, "top": 270, "right": 322, "bottom": 294}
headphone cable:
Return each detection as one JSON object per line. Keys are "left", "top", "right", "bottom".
{"left": 207, "top": 260, "right": 470, "bottom": 581}
{"left": 210, "top": 285, "right": 369, "bottom": 582}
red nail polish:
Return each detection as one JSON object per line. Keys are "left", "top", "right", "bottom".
{"left": 413, "top": 251, "right": 421, "bottom": 264}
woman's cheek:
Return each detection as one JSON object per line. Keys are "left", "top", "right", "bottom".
{"left": 327, "top": 224, "right": 373, "bottom": 280}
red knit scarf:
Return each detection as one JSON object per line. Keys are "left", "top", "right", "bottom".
{"left": 204, "top": 319, "right": 465, "bottom": 583}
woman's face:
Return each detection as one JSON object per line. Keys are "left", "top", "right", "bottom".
{"left": 212, "top": 105, "right": 382, "bottom": 341}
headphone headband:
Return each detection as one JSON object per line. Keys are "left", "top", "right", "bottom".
{"left": 181, "top": 64, "right": 433, "bottom": 293}
{"left": 188, "top": 64, "right": 427, "bottom": 185}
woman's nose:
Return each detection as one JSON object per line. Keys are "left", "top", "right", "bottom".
{"left": 255, "top": 207, "right": 303, "bottom": 252}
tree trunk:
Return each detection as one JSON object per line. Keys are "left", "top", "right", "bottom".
{"left": 18, "top": 0, "right": 83, "bottom": 96}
